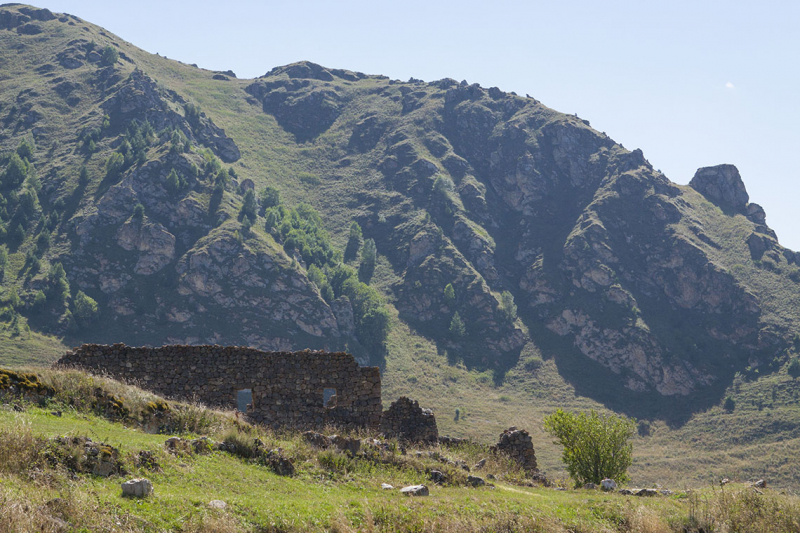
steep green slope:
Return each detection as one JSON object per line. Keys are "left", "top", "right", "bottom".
{"left": 1, "top": 3, "right": 800, "bottom": 489}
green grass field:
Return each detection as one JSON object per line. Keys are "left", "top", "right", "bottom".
{"left": 2, "top": 369, "right": 798, "bottom": 532}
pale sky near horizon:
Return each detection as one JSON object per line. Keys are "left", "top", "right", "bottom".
{"left": 36, "top": 1, "right": 800, "bottom": 251}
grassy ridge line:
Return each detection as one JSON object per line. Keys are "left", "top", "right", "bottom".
{"left": 2, "top": 367, "right": 799, "bottom": 532}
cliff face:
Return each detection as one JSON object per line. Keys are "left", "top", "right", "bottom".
{"left": 1, "top": 4, "right": 799, "bottom": 402}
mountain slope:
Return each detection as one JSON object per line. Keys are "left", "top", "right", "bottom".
{"left": 2, "top": 3, "right": 800, "bottom": 487}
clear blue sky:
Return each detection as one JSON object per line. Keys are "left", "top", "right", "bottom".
{"left": 41, "top": 1, "right": 800, "bottom": 251}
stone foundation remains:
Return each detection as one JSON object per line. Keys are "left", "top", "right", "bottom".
{"left": 495, "top": 427, "right": 537, "bottom": 473}
{"left": 56, "top": 344, "right": 381, "bottom": 429}
{"left": 380, "top": 396, "right": 439, "bottom": 442}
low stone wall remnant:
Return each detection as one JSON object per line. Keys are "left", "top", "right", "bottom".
{"left": 380, "top": 396, "right": 438, "bottom": 442}
{"left": 495, "top": 427, "right": 537, "bottom": 473}
{"left": 56, "top": 343, "right": 381, "bottom": 430}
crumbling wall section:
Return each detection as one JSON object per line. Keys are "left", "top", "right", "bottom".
{"left": 56, "top": 344, "right": 381, "bottom": 430}
{"left": 495, "top": 427, "right": 537, "bottom": 473}
{"left": 379, "top": 396, "right": 438, "bottom": 442}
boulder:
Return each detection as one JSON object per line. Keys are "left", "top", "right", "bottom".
{"left": 121, "top": 478, "right": 153, "bottom": 498}
{"left": 583, "top": 483, "right": 597, "bottom": 490}
{"left": 474, "top": 458, "right": 487, "bottom": 470}
{"left": 635, "top": 488, "right": 659, "bottom": 497}
{"left": 689, "top": 164, "right": 749, "bottom": 211}
{"left": 381, "top": 483, "right": 394, "bottom": 490}
{"left": 330, "top": 434, "right": 361, "bottom": 456}
{"left": 601, "top": 478, "right": 617, "bottom": 491}
{"left": 400, "top": 485, "right": 429, "bottom": 496}
{"left": 467, "top": 475, "right": 486, "bottom": 487}
{"left": 753, "top": 479, "right": 767, "bottom": 488}
{"left": 429, "top": 470, "right": 446, "bottom": 484}
{"left": 265, "top": 449, "right": 294, "bottom": 476}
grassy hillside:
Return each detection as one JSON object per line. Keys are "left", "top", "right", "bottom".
{"left": 1, "top": 3, "right": 800, "bottom": 494}
{"left": 2, "top": 367, "right": 799, "bottom": 533}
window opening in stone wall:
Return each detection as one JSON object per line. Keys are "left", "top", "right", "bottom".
{"left": 323, "top": 388, "right": 337, "bottom": 408}
{"left": 237, "top": 389, "right": 253, "bottom": 413}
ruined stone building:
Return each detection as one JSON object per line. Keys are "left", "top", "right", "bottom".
{"left": 57, "top": 344, "right": 382, "bottom": 429}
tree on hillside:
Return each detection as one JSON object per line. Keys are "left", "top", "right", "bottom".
{"left": 240, "top": 189, "right": 258, "bottom": 223}
{"left": 100, "top": 45, "right": 119, "bottom": 66}
{"left": 544, "top": 409, "right": 636, "bottom": 486}
{"left": 16, "top": 137, "right": 35, "bottom": 161}
{"left": 2, "top": 153, "right": 28, "bottom": 189}
{"left": 72, "top": 290, "right": 98, "bottom": 329}
{"left": 345, "top": 221, "right": 362, "bottom": 261}
{"left": 259, "top": 186, "right": 280, "bottom": 211}
{"left": 499, "top": 290, "right": 518, "bottom": 323}
{"left": 449, "top": 312, "right": 466, "bottom": 339}
{"left": 105, "top": 152, "right": 125, "bottom": 179}
{"left": 359, "top": 238, "right": 377, "bottom": 281}
{"left": 444, "top": 283, "right": 455, "bottom": 305}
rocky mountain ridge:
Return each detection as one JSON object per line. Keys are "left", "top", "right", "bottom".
{"left": 0, "top": 4, "right": 799, "bottom": 410}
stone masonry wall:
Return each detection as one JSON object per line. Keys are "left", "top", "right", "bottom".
{"left": 380, "top": 396, "right": 439, "bottom": 442}
{"left": 56, "top": 344, "right": 382, "bottom": 430}
{"left": 495, "top": 427, "right": 537, "bottom": 473}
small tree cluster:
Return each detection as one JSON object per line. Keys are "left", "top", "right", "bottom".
{"left": 544, "top": 409, "right": 636, "bottom": 486}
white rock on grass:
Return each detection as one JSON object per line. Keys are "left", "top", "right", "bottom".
{"left": 208, "top": 500, "right": 227, "bottom": 509}
{"left": 121, "top": 478, "right": 153, "bottom": 498}
{"left": 400, "top": 485, "right": 429, "bottom": 496}
{"left": 601, "top": 478, "right": 617, "bottom": 491}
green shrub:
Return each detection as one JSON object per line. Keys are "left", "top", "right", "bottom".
{"left": 2, "top": 153, "right": 28, "bottom": 189}
{"left": 15, "top": 138, "right": 35, "bottom": 161}
{"left": 164, "top": 169, "right": 182, "bottom": 193}
{"left": 788, "top": 358, "right": 800, "bottom": 379}
{"left": 723, "top": 397, "right": 736, "bottom": 412}
{"left": 100, "top": 45, "right": 119, "bottom": 66}
{"left": 449, "top": 312, "right": 466, "bottom": 338}
{"left": 260, "top": 186, "right": 280, "bottom": 210}
{"left": 104, "top": 152, "right": 125, "bottom": 179}
{"left": 240, "top": 189, "right": 258, "bottom": 223}
{"left": 298, "top": 172, "right": 320, "bottom": 186}
{"left": 544, "top": 409, "right": 636, "bottom": 486}
{"left": 444, "top": 283, "right": 455, "bottom": 305}
{"left": 184, "top": 103, "right": 201, "bottom": 126}
{"left": 499, "top": 290, "right": 517, "bottom": 322}
{"left": 72, "top": 290, "right": 98, "bottom": 328}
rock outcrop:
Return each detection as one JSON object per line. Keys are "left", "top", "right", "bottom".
{"left": 690, "top": 164, "right": 749, "bottom": 211}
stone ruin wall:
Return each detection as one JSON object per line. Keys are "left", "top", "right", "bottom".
{"left": 380, "top": 396, "right": 439, "bottom": 443}
{"left": 56, "top": 344, "right": 382, "bottom": 430}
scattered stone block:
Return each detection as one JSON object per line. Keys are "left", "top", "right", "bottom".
{"left": 601, "top": 478, "right": 617, "bottom": 491}
{"left": 400, "top": 484, "right": 429, "bottom": 496}
{"left": 429, "top": 470, "right": 446, "bottom": 484}
{"left": 467, "top": 475, "right": 485, "bottom": 487}
{"left": 121, "top": 478, "right": 153, "bottom": 497}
